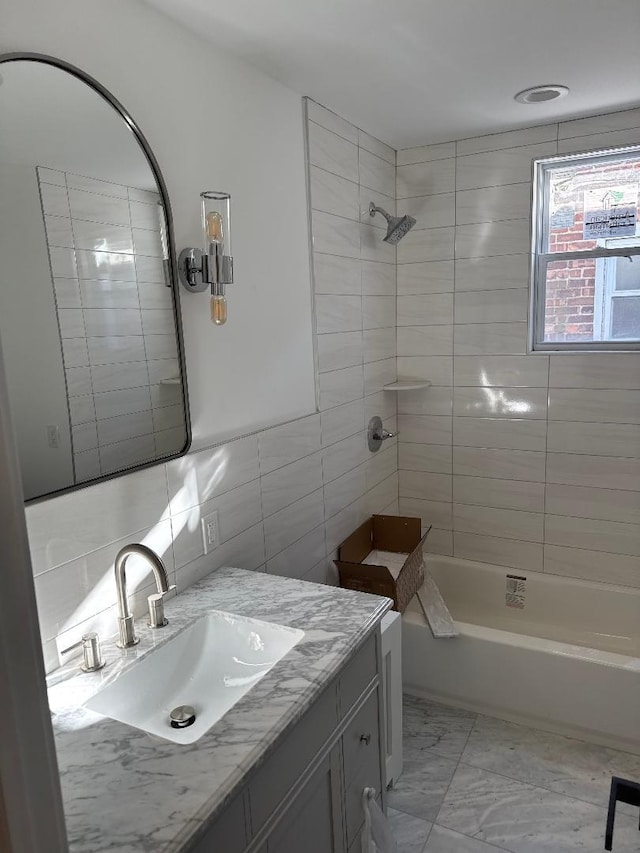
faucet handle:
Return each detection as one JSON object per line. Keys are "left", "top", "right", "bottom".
{"left": 61, "top": 632, "right": 106, "bottom": 672}
{"left": 147, "top": 585, "right": 175, "bottom": 629}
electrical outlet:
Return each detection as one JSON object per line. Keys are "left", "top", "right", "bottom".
{"left": 47, "top": 424, "right": 60, "bottom": 448}
{"left": 201, "top": 510, "right": 220, "bottom": 554}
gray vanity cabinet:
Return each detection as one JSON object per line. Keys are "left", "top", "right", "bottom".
{"left": 189, "top": 630, "right": 385, "bottom": 853}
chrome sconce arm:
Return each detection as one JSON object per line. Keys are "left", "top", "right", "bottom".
{"left": 178, "top": 191, "right": 233, "bottom": 325}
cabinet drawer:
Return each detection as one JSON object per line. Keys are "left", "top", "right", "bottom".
{"left": 249, "top": 682, "right": 338, "bottom": 834}
{"left": 338, "top": 634, "right": 377, "bottom": 717}
{"left": 342, "top": 690, "right": 380, "bottom": 787}
{"left": 345, "top": 770, "right": 383, "bottom": 850}
{"left": 189, "top": 793, "right": 247, "bottom": 853}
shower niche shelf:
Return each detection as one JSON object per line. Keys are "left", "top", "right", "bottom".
{"left": 383, "top": 379, "right": 432, "bottom": 392}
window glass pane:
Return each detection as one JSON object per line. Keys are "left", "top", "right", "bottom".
{"left": 543, "top": 259, "right": 596, "bottom": 343}
{"left": 615, "top": 255, "right": 640, "bottom": 291}
{"left": 545, "top": 153, "right": 640, "bottom": 254}
{"left": 611, "top": 296, "right": 640, "bottom": 338}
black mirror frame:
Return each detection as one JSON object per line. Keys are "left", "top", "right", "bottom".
{"left": 0, "top": 52, "right": 192, "bottom": 503}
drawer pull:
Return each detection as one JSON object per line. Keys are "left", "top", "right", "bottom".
{"left": 360, "top": 733, "right": 371, "bottom": 745}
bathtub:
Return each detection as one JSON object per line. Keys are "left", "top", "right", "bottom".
{"left": 402, "top": 555, "right": 640, "bottom": 754}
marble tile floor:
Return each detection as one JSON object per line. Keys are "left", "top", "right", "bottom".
{"left": 387, "top": 695, "right": 640, "bottom": 853}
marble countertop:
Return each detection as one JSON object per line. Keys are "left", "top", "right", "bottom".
{"left": 47, "top": 567, "right": 391, "bottom": 853}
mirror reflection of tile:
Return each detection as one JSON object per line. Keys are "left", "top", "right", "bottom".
{"left": 37, "top": 166, "right": 186, "bottom": 483}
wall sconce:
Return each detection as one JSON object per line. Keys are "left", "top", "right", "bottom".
{"left": 178, "top": 191, "right": 233, "bottom": 325}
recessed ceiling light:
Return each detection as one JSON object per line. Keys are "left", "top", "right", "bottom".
{"left": 514, "top": 85, "right": 569, "bottom": 104}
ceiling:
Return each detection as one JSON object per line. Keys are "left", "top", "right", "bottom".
{"left": 0, "top": 60, "right": 157, "bottom": 190}
{"left": 142, "top": 0, "right": 640, "bottom": 150}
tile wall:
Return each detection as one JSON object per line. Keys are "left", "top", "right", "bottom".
{"left": 37, "top": 167, "right": 186, "bottom": 483}
{"left": 28, "top": 103, "right": 400, "bottom": 673}
{"left": 396, "top": 106, "right": 640, "bottom": 588}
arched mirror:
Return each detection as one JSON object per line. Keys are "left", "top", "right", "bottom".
{"left": 0, "top": 54, "right": 190, "bottom": 502}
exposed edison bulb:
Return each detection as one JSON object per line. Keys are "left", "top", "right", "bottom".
{"left": 206, "top": 211, "right": 223, "bottom": 243}
{"left": 211, "top": 295, "right": 227, "bottom": 325}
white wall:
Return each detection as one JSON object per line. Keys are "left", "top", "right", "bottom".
{"left": 1, "top": 0, "right": 316, "bottom": 449}
{"left": 0, "top": 166, "right": 73, "bottom": 498}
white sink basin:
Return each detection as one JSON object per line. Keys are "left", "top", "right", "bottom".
{"left": 85, "top": 610, "right": 304, "bottom": 744}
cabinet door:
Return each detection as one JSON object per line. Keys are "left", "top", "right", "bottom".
{"left": 266, "top": 746, "right": 344, "bottom": 853}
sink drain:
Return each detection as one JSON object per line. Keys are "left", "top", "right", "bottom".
{"left": 169, "top": 705, "right": 196, "bottom": 729}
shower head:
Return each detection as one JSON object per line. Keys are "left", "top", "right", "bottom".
{"left": 369, "top": 202, "right": 416, "bottom": 245}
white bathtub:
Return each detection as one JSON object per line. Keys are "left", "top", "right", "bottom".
{"left": 403, "top": 556, "right": 640, "bottom": 754}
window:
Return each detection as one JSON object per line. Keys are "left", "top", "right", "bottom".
{"left": 531, "top": 146, "right": 640, "bottom": 351}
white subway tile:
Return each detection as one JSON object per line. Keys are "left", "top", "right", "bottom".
{"left": 399, "top": 442, "right": 452, "bottom": 474}
{"left": 358, "top": 129, "right": 395, "bottom": 164}
{"left": 544, "top": 545, "right": 640, "bottom": 588}
{"left": 360, "top": 223, "right": 396, "bottom": 264}
{"left": 456, "top": 183, "right": 531, "bottom": 225}
{"left": 313, "top": 252, "right": 361, "bottom": 295}
{"left": 319, "top": 365, "right": 364, "bottom": 410}
{"left": 397, "top": 325, "right": 453, "bottom": 357}
{"left": 455, "top": 219, "right": 530, "bottom": 259}
{"left": 266, "top": 524, "right": 328, "bottom": 579}
{"left": 90, "top": 362, "right": 149, "bottom": 394}
{"left": 453, "top": 387, "right": 547, "bottom": 420}
{"left": 37, "top": 167, "right": 66, "bottom": 186}
{"left": 399, "top": 497, "right": 452, "bottom": 529}
{"left": 74, "top": 449, "right": 101, "bottom": 481}
{"left": 455, "top": 254, "right": 530, "bottom": 292}
{"left": 548, "top": 388, "right": 640, "bottom": 424}
{"left": 73, "top": 220, "right": 133, "bottom": 254}
{"left": 258, "top": 415, "right": 322, "bottom": 475}
{"left": 175, "top": 523, "right": 265, "bottom": 591}
{"left": 397, "top": 227, "right": 455, "bottom": 264}
{"left": 94, "top": 386, "right": 151, "bottom": 421}
{"left": 397, "top": 414, "right": 452, "bottom": 445}
{"left": 546, "top": 421, "right": 640, "bottom": 458}
{"left": 40, "top": 183, "right": 69, "bottom": 217}
{"left": 456, "top": 141, "right": 556, "bottom": 190}
{"left": 397, "top": 159, "right": 456, "bottom": 198}
{"left": 454, "top": 355, "right": 549, "bottom": 388}
{"left": 457, "top": 125, "right": 558, "bottom": 156}
{"left": 167, "top": 434, "right": 260, "bottom": 513}
{"left": 132, "top": 228, "right": 163, "bottom": 258}
{"left": 545, "top": 514, "right": 640, "bottom": 557}
{"left": 403, "top": 193, "right": 455, "bottom": 229}
{"left": 66, "top": 174, "right": 127, "bottom": 198}
{"left": 263, "top": 487, "right": 325, "bottom": 559}
{"left": 260, "top": 452, "right": 324, "bottom": 518}
{"left": 310, "top": 166, "right": 360, "bottom": 220}
{"left": 397, "top": 356, "right": 453, "bottom": 386}
{"left": 97, "top": 410, "right": 154, "bottom": 446}
{"left": 308, "top": 122, "right": 359, "bottom": 182}
{"left": 322, "top": 433, "right": 368, "bottom": 483}
{"left": 318, "top": 331, "right": 363, "bottom": 372}
{"left": 549, "top": 353, "right": 640, "bottom": 390}
{"left": 315, "top": 294, "right": 362, "bottom": 333}
{"left": 363, "top": 295, "right": 396, "bottom": 329}
{"left": 99, "top": 434, "right": 155, "bottom": 473}
{"left": 313, "top": 211, "right": 361, "bottom": 258}
{"left": 324, "top": 465, "right": 367, "bottom": 519}
{"left": 75, "top": 249, "right": 136, "bottom": 281}
{"left": 364, "top": 358, "right": 396, "bottom": 395}
{"left": 546, "top": 452, "right": 640, "bottom": 492}
{"left": 453, "top": 417, "right": 547, "bottom": 451}
{"left": 363, "top": 327, "right": 395, "bottom": 363}
{"left": 141, "top": 309, "right": 174, "bottom": 336}
{"left": 87, "top": 335, "right": 146, "bottom": 365}
{"left": 399, "top": 470, "right": 452, "bottom": 502}
{"left": 558, "top": 107, "right": 640, "bottom": 139}
{"left": 558, "top": 128, "right": 640, "bottom": 155}
{"left": 453, "top": 323, "right": 528, "bottom": 355}
{"left": 53, "top": 277, "right": 81, "bottom": 309}
{"left": 397, "top": 386, "right": 453, "bottom": 416}
{"left": 320, "top": 399, "right": 365, "bottom": 447}
{"left": 453, "top": 446, "right": 546, "bottom": 482}
{"left": 397, "top": 293, "right": 454, "bottom": 326}
{"left": 69, "top": 189, "right": 130, "bottom": 226}
{"left": 83, "top": 308, "right": 142, "bottom": 337}
{"left": 397, "top": 142, "right": 456, "bottom": 166}
{"left": 307, "top": 101, "right": 358, "bottom": 143}
{"left": 44, "top": 215, "right": 74, "bottom": 248}
{"left": 454, "top": 503, "right": 543, "bottom": 542}
{"left": 359, "top": 148, "right": 396, "bottom": 196}
{"left": 138, "top": 281, "right": 172, "bottom": 310}
{"left": 454, "top": 288, "right": 528, "bottom": 324}
{"left": 397, "top": 261, "right": 454, "bottom": 295}
{"left": 546, "top": 484, "right": 640, "bottom": 525}
{"left": 69, "top": 395, "right": 95, "bottom": 426}
{"left": 79, "top": 280, "right": 139, "bottom": 309}
{"left": 361, "top": 260, "right": 395, "bottom": 295}
{"left": 49, "top": 247, "right": 78, "bottom": 279}
{"left": 454, "top": 531, "right": 543, "bottom": 571}
{"left": 453, "top": 475, "right": 544, "bottom": 512}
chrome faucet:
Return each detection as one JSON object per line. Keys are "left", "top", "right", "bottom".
{"left": 114, "top": 544, "right": 174, "bottom": 648}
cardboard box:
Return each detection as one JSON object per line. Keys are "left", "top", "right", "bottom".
{"left": 334, "top": 515, "right": 431, "bottom": 612}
